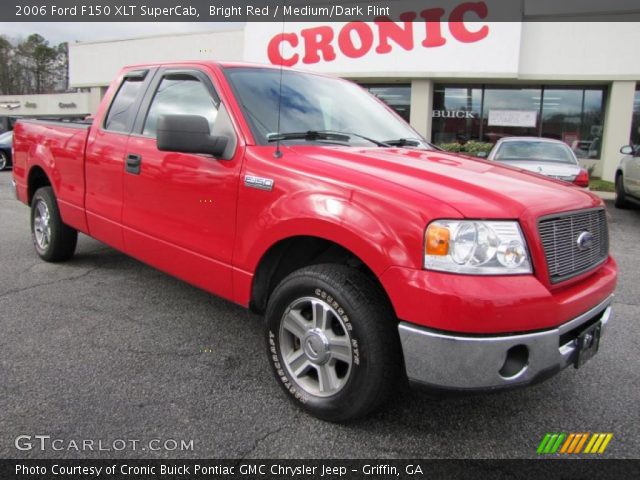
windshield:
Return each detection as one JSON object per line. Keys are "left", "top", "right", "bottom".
{"left": 494, "top": 140, "right": 577, "bottom": 164}
{"left": 0, "top": 131, "right": 12, "bottom": 145}
{"left": 224, "top": 67, "right": 428, "bottom": 148}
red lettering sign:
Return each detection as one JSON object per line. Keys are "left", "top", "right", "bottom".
{"left": 266, "top": 1, "right": 490, "bottom": 67}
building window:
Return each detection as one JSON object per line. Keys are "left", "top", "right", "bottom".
{"left": 482, "top": 86, "right": 541, "bottom": 142}
{"left": 631, "top": 85, "right": 640, "bottom": 147}
{"left": 432, "top": 84, "right": 606, "bottom": 158}
{"left": 361, "top": 84, "right": 411, "bottom": 123}
{"left": 541, "top": 88, "right": 604, "bottom": 159}
{"left": 432, "top": 85, "right": 482, "bottom": 144}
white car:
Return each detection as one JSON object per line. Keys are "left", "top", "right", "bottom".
{"left": 487, "top": 137, "right": 589, "bottom": 188}
{"left": 615, "top": 145, "right": 640, "bottom": 208}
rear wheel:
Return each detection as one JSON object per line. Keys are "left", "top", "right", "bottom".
{"left": 615, "top": 173, "right": 631, "bottom": 209}
{"left": 265, "top": 264, "right": 402, "bottom": 422}
{"left": 0, "top": 151, "right": 7, "bottom": 170}
{"left": 31, "top": 187, "right": 78, "bottom": 262}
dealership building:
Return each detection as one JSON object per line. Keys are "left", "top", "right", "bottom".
{"left": 68, "top": 16, "right": 640, "bottom": 182}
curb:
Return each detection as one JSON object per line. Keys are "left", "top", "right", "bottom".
{"left": 592, "top": 191, "right": 615, "bottom": 201}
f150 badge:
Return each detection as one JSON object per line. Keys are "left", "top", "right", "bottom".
{"left": 244, "top": 175, "right": 274, "bottom": 191}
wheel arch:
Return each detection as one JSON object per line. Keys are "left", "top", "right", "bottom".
{"left": 249, "top": 234, "right": 395, "bottom": 317}
{"left": 27, "top": 165, "right": 52, "bottom": 204}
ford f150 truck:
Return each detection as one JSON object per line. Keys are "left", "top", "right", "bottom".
{"left": 12, "top": 62, "right": 617, "bottom": 422}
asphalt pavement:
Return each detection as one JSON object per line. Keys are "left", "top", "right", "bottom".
{"left": 0, "top": 170, "right": 638, "bottom": 459}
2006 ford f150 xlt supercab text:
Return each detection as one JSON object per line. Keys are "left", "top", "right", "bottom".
{"left": 12, "top": 62, "right": 617, "bottom": 421}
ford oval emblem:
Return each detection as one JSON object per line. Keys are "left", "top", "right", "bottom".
{"left": 576, "top": 231, "right": 594, "bottom": 251}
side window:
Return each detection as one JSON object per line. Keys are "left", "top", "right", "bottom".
{"left": 104, "top": 77, "right": 145, "bottom": 132}
{"left": 143, "top": 76, "right": 219, "bottom": 138}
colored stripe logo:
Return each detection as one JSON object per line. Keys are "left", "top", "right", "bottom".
{"left": 537, "top": 433, "right": 613, "bottom": 454}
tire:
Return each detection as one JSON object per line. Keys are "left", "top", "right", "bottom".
{"left": 265, "top": 264, "right": 402, "bottom": 422}
{"left": 0, "top": 151, "right": 7, "bottom": 171}
{"left": 614, "top": 173, "right": 631, "bottom": 209}
{"left": 30, "top": 186, "right": 78, "bottom": 262}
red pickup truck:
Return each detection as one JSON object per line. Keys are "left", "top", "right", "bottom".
{"left": 12, "top": 62, "right": 617, "bottom": 421}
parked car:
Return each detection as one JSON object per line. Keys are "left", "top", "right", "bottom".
{"left": 0, "top": 130, "right": 13, "bottom": 170}
{"left": 571, "top": 139, "right": 592, "bottom": 158}
{"left": 615, "top": 144, "right": 640, "bottom": 208}
{"left": 12, "top": 62, "right": 616, "bottom": 422}
{"left": 487, "top": 137, "right": 589, "bottom": 188}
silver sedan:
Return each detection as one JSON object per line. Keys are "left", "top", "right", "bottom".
{"left": 486, "top": 137, "right": 589, "bottom": 188}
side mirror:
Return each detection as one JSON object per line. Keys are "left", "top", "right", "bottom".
{"left": 157, "top": 114, "right": 228, "bottom": 157}
{"left": 477, "top": 151, "right": 488, "bottom": 158}
{"left": 620, "top": 145, "right": 634, "bottom": 155}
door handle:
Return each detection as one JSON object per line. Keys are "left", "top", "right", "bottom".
{"left": 125, "top": 153, "right": 142, "bottom": 175}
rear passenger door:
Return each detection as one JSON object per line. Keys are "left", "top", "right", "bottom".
{"left": 122, "top": 67, "right": 242, "bottom": 301}
{"left": 85, "top": 69, "right": 153, "bottom": 250}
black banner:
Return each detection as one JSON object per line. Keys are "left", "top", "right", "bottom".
{"left": 3, "top": 0, "right": 640, "bottom": 22}
{"left": 2, "top": 459, "right": 640, "bottom": 480}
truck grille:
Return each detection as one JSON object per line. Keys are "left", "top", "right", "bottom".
{"left": 538, "top": 208, "right": 608, "bottom": 283}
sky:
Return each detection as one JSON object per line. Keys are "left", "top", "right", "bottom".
{"left": 0, "top": 22, "right": 244, "bottom": 45}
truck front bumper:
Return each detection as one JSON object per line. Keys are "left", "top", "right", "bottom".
{"left": 399, "top": 295, "right": 613, "bottom": 390}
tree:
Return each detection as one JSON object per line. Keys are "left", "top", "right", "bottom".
{"left": 0, "top": 34, "right": 69, "bottom": 95}
{"left": 17, "top": 34, "right": 59, "bottom": 93}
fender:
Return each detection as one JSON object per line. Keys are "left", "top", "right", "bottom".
{"left": 232, "top": 189, "right": 435, "bottom": 306}
{"left": 21, "top": 123, "right": 89, "bottom": 233}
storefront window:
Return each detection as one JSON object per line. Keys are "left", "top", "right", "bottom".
{"left": 542, "top": 88, "right": 604, "bottom": 158}
{"left": 482, "top": 87, "right": 541, "bottom": 142}
{"left": 432, "top": 85, "right": 482, "bottom": 144}
{"left": 432, "top": 84, "right": 606, "bottom": 158}
{"left": 631, "top": 85, "right": 640, "bottom": 147}
{"left": 362, "top": 84, "right": 411, "bottom": 123}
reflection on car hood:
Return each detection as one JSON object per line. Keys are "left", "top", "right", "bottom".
{"left": 286, "top": 146, "right": 599, "bottom": 219}
{"left": 495, "top": 160, "right": 580, "bottom": 179}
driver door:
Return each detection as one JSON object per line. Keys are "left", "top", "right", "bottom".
{"left": 122, "top": 67, "right": 242, "bottom": 301}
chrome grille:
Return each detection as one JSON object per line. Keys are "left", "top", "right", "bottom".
{"left": 538, "top": 208, "right": 608, "bottom": 283}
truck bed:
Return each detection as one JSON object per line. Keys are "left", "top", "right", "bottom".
{"left": 12, "top": 118, "right": 92, "bottom": 234}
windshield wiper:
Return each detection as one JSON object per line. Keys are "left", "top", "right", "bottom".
{"left": 267, "top": 130, "right": 390, "bottom": 147}
{"left": 382, "top": 138, "right": 423, "bottom": 147}
{"left": 268, "top": 131, "right": 350, "bottom": 144}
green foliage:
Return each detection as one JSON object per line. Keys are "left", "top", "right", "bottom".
{"left": 589, "top": 177, "right": 615, "bottom": 192}
{"left": 437, "top": 141, "right": 494, "bottom": 157}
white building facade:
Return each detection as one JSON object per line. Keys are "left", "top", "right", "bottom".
{"left": 69, "top": 18, "right": 640, "bottom": 182}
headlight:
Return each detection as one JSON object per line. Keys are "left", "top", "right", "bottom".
{"left": 424, "top": 220, "right": 532, "bottom": 274}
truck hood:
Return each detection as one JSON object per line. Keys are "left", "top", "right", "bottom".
{"left": 289, "top": 146, "right": 601, "bottom": 218}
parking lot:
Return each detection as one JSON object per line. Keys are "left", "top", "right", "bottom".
{"left": 0, "top": 169, "right": 638, "bottom": 459}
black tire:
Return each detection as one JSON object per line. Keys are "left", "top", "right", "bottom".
{"left": 265, "top": 264, "right": 402, "bottom": 422}
{"left": 614, "top": 173, "right": 631, "bottom": 209}
{"left": 0, "top": 151, "right": 7, "bottom": 171}
{"left": 30, "top": 186, "right": 78, "bottom": 262}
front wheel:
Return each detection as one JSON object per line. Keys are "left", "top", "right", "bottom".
{"left": 0, "top": 151, "right": 7, "bottom": 170}
{"left": 31, "top": 186, "right": 78, "bottom": 262}
{"left": 265, "top": 264, "right": 402, "bottom": 422}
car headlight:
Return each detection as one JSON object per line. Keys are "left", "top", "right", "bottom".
{"left": 424, "top": 220, "right": 532, "bottom": 274}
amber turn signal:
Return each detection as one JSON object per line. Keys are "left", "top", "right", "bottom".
{"left": 426, "top": 224, "right": 450, "bottom": 256}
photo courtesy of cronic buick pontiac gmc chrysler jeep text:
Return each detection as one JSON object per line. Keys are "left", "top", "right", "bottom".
{"left": 11, "top": 62, "right": 617, "bottom": 422}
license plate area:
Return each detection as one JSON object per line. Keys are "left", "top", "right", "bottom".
{"left": 574, "top": 321, "right": 602, "bottom": 368}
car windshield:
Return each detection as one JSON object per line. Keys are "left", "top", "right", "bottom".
{"left": 494, "top": 140, "right": 576, "bottom": 164}
{"left": 0, "top": 131, "right": 12, "bottom": 144}
{"left": 224, "top": 67, "right": 430, "bottom": 148}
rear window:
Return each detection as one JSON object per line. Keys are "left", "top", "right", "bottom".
{"left": 104, "top": 77, "right": 145, "bottom": 133}
{"left": 495, "top": 141, "right": 577, "bottom": 164}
